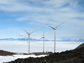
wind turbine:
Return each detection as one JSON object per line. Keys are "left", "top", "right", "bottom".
{"left": 45, "top": 22, "right": 65, "bottom": 53}
{"left": 40, "top": 32, "right": 47, "bottom": 53}
{"left": 23, "top": 29, "right": 36, "bottom": 54}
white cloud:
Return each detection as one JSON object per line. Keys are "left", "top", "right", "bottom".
{"left": 43, "top": 0, "right": 70, "bottom": 8}
{"left": 16, "top": 17, "right": 29, "bottom": 21}
{"left": 19, "top": 33, "right": 27, "bottom": 36}
{"left": 0, "top": 0, "right": 34, "bottom": 11}
{"left": 0, "top": 0, "right": 53, "bottom": 12}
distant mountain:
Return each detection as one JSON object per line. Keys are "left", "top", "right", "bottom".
{"left": 0, "top": 38, "right": 84, "bottom": 42}
{"left": 51, "top": 39, "right": 84, "bottom": 42}
{"left": 0, "top": 38, "right": 49, "bottom": 41}
{"left": 61, "top": 39, "right": 84, "bottom": 42}
{"left": 0, "top": 38, "right": 40, "bottom": 41}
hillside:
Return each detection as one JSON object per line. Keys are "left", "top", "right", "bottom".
{"left": 76, "top": 43, "right": 84, "bottom": 49}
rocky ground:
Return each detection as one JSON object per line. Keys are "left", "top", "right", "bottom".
{"left": 0, "top": 50, "right": 29, "bottom": 56}
{"left": 4, "top": 46, "right": 84, "bottom": 63}
{"left": 0, "top": 50, "right": 16, "bottom": 56}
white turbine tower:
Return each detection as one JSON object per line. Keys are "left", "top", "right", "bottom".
{"left": 45, "top": 22, "right": 65, "bottom": 53}
{"left": 23, "top": 29, "right": 36, "bottom": 54}
{"left": 40, "top": 32, "right": 47, "bottom": 53}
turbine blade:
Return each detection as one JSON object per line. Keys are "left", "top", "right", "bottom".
{"left": 30, "top": 30, "right": 37, "bottom": 34}
{"left": 55, "top": 21, "right": 65, "bottom": 28}
{"left": 39, "top": 37, "right": 43, "bottom": 40}
{"left": 45, "top": 24, "right": 54, "bottom": 29}
{"left": 23, "top": 28, "right": 29, "bottom": 34}
{"left": 43, "top": 31, "right": 44, "bottom": 37}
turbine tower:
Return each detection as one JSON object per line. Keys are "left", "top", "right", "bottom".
{"left": 40, "top": 32, "right": 47, "bottom": 53}
{"left": 23, "top": 29, "right": 36, "bottom": 54}
{"left": 45, "top": 22, "right": 65, "bottom": 53}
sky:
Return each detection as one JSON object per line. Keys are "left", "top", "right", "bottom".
{"left": 0, "top": 0, "right": 84, "bottom": 40}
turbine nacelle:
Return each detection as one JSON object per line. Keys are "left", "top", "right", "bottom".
{"left": 51, "top": 27, "right": 56, "bottom": 30}
{"left": 42, "top": 37, "right": 44, "bottom": 38}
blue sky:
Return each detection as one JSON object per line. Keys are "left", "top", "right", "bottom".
{"left": 0, "top": 0, "right": 84, "bottom": 40}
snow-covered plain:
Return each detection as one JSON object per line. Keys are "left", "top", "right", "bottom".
{"left": 0, "top": 41, "right": 83, "bottom": 63}
{"left": 0, "top": 54, "right": 47, "bottom": 63}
